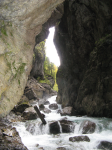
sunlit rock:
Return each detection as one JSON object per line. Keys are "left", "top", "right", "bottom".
{"left": 0, "top": 0, "right": 64, "bottom": 117}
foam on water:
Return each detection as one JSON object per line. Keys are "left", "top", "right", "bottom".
{"left": 13, "top": 95, "right": 112, "bottom": 150}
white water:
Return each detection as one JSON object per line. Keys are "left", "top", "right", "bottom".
{"left": 13, "top": 96, "right": 112, "bottom": 150}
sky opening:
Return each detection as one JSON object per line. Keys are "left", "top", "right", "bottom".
{"left": 45, "top": 27, "right": 60, "bottom": 67}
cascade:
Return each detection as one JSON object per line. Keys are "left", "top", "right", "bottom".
{"left": 13, "top": 95, "right": 112, "bottom": 150}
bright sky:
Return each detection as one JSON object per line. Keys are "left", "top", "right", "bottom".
{"left": 45, "top": 27, "right": 60, "bottom": 67}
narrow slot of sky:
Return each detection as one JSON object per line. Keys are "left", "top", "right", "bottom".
{"left": 45, "top": 27, "right": 60, "bottom": 67}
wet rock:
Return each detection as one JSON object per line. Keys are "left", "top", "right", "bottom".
{"left": 97, "top": 141, "right": 112, "bottom": 150}
{"left": 38, "top": 99, "right": 46, "bottom": 105}
{"left": 36, "top": 144, "right": 39, "bottom": 147}
{"left": 6, "top": 111, "right": 23, "bottom": 122}
{"left": 61, "top": 107, "right": 73, "bottom": 116}
{"left": 49, "top": 103, "right": 58, "bottom": 110}
{"left": 50, "top": 89, "right": 57, "bottom": 96}
{"left": 49, "top": 121, "right": 60, "bottom": 134}
{"left": 43, "top": 108, "right": 51, "bottom": 114}
{"left": 39, "top": 104, "right": 45, "bottom": 110}
{"left": 69, "top": 136, "right": 90, "bottom": 142}
{"left": 22, "top": 107, "right": 38, "bottom": 120}
{"left": 57, "top": 109, "right": 62, "bottom": 114}
{"left": 59, "top": 119, "right": 75, "bottom": 133}
{"left": 57, "top": 147, "right": 67, "bottom": 150}
{"left": 12, "top": 103, "right": 30, "bottom": 114}
{"left": 0, "top": 120, "right": 27, "bottom": 150}
{"left": 44, "top": 101, "right": 50, "bottom": 105}
{"left": 38, "top": 147, "right": 44, "bottom": 150}
{"left": 81, "top": 120, "right": 96, "bottom": 134}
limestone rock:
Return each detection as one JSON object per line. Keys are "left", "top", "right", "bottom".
{"left": 0, "top": 0, "right": 64, "bottom": 117}
{"left": 61, "top": 106, "right": 73, "bottom": 116}
{"left": 22, "top": 107, "right": 38, "bottom": 120}
{"left": 0, "top": 119, "right": 27, "bottom": 150}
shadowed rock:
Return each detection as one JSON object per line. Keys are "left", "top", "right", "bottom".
{"left": 22, "top": 107, "right": 38, "bottom": 120}
{"left": 69, "top": 136, "right": 90, "bottom": 142}
{"left": 97, "top": 141, "right": 112, "bottom": 150}
{"left": 49, "top": 103, "right": 58, "bottom": 110}
{"left": 81, "top": 120, "right": 96, "bottom": 134}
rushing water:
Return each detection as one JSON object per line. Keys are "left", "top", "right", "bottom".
{"left": 13, "top": 96, "right": 112, "bottom": 150}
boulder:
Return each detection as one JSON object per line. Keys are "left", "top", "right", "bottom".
{"left": 12, "top": 102, "right": 30, "bottom": 114}
{"left": 49, "top": 121, "right": 60, "bottom": 134}
{"left": 97, "top": 141, "right": 112, "bottom": 150}
{"left": 44, "top": 101, "right": 50, "bottom": 105}
{"left": 43, "top": 108, "right": 51, "bottom": 114}
{"left": 24, "top": 86, "right": 37, "bottom": 100}
{"left": 61, "top": 107, "right": 73, "bottom": 116}
{"left": 81, "top": 120, "right": 96, "bottom": 134}
{"left": 59, "top": 119, "right": 75, "bottom": 133}
{"left": 0, "top": 119, "right": 27, "bottom": 150}
{"left": 57, "top": 109, "right": 62, "bottom": 114}
{"left": 39, "top": 104, "right": 45, "bottom": 111}
{"left": 22, "top": 107, "right": 38, "bottom": 120}
{"left": 69, "top": 136, "right": 90, "bottom": 142}
{"left": 57, "top": 147, "right": 67, "bottom": 150}
{"left": 49, "top": 103, "right": 58, "bottom": 110}
{"left": 6, "top": 111, "right": 24, "bottom": 122}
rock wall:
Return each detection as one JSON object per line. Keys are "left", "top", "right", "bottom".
{"left": 54, "top": 0, "right": 112, "bottom": 117}
{"left": 0, "top": 0, "right": 64, "bottom": 117}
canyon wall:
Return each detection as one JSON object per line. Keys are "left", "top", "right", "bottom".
{"left": 0, "top": 0, "right": 64, "bottom": 117}
{"left": 54, "top": 0, "right": 112, "bottom": 117}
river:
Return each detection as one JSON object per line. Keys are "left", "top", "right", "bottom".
{"left": 13, "top": 95, "right": 112, "bottom": 150}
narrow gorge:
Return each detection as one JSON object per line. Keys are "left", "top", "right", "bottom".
{"left": 0, "top": 0, "right": 112, "bottom": 149}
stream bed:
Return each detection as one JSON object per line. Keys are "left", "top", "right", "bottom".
{"left": 13, "top": 96, "right": 112, "bottom": 150}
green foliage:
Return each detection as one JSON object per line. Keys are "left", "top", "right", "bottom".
{"left": 53, "top": 82, "right": 58, "bottom": 92}
{"left": 36, "top": 40, "right": 58, "bottom": 91}
{"left": 35, "top": 40, "right": 45, "bottom": 59}
{"left": 44, "top": 57, "right": 58, "bottom": 79}
{"left": 1, "top": 27, "right": 7, "bottom": 36}
{"left": 38, "top": 76, "right": 51, "bottom": 86}
{"left": 44, "top": 56, "right": 58, "bottom": 91}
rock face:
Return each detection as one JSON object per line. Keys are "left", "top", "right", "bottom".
{"left": 54, "top": 0, "right": 112, "bottom": 117}
{"left": 30, "top": 42, "right": 45, "bottom": 79}
{"left": 0, "top": 0, "right": 64, "bottom": 117}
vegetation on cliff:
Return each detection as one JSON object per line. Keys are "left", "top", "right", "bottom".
{"left": 35, "top": 41, "right": 58, "bottom": 91}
